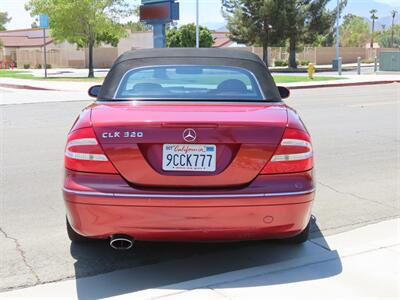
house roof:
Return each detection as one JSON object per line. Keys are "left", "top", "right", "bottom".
{"left": 0, "top": 28, "right": 53, "bottom": 48}
{"left": 212, "top": 31, "right": 234, "bottom": 48}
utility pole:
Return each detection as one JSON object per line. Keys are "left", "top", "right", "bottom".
{"left": 196, "top": 0, "right": 199, "bottom": 48}
{"left": 336, "top": 0, "right": 340, "bottom": 75}
{"left": 336, "top": 0, "right": 340, "bottom": 63}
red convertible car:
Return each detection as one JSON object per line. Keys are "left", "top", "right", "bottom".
{"left": 63, "top": 49, "right": 314, "bottom": 249}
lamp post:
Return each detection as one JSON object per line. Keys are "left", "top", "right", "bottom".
{"left": 196, "top": 0, "right": 199, "bottom": 48}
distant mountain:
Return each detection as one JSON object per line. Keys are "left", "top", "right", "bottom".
{"left": 362, "top": 14, "right": 399, "bottom": 31}
{"left": 337, "top": 0, "right": 399, "bottom": 25}
{"left": 202, "top": 22, "right": 227, "bottom": 31}
{"left": 375, "top": 15, "right": 400, "bottom": 29}
{"left": 215, "top": 26, "right": 229, "bottom": 32}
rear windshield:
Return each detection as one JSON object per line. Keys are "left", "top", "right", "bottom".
{"left": 114, "top": 65, "right": 264, "bottom": 101}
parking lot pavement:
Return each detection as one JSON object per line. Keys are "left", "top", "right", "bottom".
{"left": 2, "top": 218, "right": 398, "bottom": 299}
{"left": 0, "top": 83, "right": 399, "bottom": 293}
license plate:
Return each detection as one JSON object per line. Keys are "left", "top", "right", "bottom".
{"left": 162, "top": 144, "right": 216, "bottom": 172}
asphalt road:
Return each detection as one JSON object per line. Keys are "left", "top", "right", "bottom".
{"left": 0, "top": 83, "right": 399, "bottom": 292}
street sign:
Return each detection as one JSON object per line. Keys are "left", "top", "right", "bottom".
{"left": 140, "top": 0, "right": 179, "bottom": 48}
{"left": 140, "top": 1, "right": 179, "bottom": 22}
{"left": 39, "top": 13, "right": 49, "bottom": 28}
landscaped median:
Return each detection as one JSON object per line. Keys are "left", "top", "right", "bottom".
{"left": 273, "top": 75, "right": 344, "bottom": 83}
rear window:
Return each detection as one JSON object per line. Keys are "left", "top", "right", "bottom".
{"left": 114, "top": 65, "right": 263, "bottom": 101}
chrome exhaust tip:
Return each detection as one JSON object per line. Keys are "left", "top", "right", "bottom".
{"left": 109, "top": 234, "right": 134, "bottom": 250}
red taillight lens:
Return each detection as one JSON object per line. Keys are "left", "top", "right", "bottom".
{"left": 261, "top": 128, "right": 313, "bottom": 174}
{"left": 65, "top": 127, "right": 117, "bottom": 173}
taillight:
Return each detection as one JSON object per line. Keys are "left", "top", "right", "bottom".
{"left": 261, "top": 128, "right": 313, "bottom": 174}
{"left": 65, "top": 127, "right": 117, "bottom": 173}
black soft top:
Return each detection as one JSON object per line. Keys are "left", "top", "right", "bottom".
{"left": 99, "top": 48, "right": 282, "bottom": 101}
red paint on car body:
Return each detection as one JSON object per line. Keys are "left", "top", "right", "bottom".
{"left": 64, "top": 101, "right": 315, "bottom": 242}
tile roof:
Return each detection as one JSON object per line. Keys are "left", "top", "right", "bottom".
{"left": 0, "top": 28, "right": 53, "bottom": 47}
{"left": 212, "top": 31, "right": 233, "bottom": 48}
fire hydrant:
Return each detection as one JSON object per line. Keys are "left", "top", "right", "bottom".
{"left": 307, "top": 63, "right": 315, "bottom": 80}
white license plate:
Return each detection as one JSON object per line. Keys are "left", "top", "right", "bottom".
{"left": 162, "top": 144, "right": 216, "bottom": 172}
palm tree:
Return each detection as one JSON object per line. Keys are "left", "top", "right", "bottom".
{"left": 370, "top": 9, "right": 378, "bottom": 48}
{"left": 391, "top": 10, "right": 398, "bottom": 48}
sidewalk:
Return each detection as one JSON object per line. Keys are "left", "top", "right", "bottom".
{"left": 1, "top": 218, "right": 398, "bottom": 299}
{"left": 283, "top": 74, "right": 400, "bottom": 89}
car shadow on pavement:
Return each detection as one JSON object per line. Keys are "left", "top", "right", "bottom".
{"left": 70, "top": 216, "right": 341, "bottom": 299}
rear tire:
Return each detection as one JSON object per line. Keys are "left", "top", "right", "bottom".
{"left": 66, "top": 217, "right": 91, "bottom": 243}
{"left": 280, "top": 220, "right": 310, "bottom": 244}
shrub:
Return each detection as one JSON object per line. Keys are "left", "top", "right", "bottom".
{"left": 361, "top": 59, "right": 374, "bottom": 64}
{"left": 299, "top": 60, "right": 311, "bottom": 66}
{"left": 274, "top": 59, "right": 288, "bottom": 67}
{"left": 23, "top": 64, "right": 30, "bottom": 69}
{"left": 37, "top": 63, "right": 51, "bottom": 69}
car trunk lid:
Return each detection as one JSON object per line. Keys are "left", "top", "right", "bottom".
{"left": 91, "top": 103, "right": 287, "bottom": 187}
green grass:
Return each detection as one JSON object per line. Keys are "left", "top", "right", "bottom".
{"left": 0, "top": 70, "right": 104, "bottom": 82}
{"left": 0, "top": 70, "right": 344, "bottom": 83}
{"left": 272, "top": 75, "right": 344, "bottom": 83}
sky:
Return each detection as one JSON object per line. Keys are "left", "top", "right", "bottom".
{"left": 1, "top": 0, "right": 399, "bottom": 30}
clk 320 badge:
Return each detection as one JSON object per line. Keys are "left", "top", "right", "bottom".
{"left": 102, "top": 131, "right": 144, "bottom": 138}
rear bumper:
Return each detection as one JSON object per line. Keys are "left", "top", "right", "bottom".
{"left": 64, "top": 170, "right": 315, "bottom": 241}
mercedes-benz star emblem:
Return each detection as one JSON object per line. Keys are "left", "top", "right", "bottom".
{"left": 183, "top": 128, "right": 197, "bottom": 143}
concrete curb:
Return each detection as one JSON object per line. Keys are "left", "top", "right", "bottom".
{"left": 287, "top": 80, "right": 400, "bottom": 90}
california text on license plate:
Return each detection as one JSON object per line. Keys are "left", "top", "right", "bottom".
{"left": 162, "top": 144, "right": 216, "bottom": 172}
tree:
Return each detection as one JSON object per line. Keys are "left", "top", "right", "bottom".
{"left": 25, "top": 0, "right": 132, "bottom": 77}
{"left": 339, "top": 14, "right": 369, "bottom": 47}
{"left": 222, "top": 0, "right": 346, "bottom": 68}
{"left": 126, "top": 20, "right": 150, "bottom": 32}
{"left": 379, "top": 24, "right": 400, "bottom": 48}
{"left": 222, "top": 0, "right": 286, "bottom": 65}
{"left": 0, "top": 11, "right": 11, "bottom": 31}
{"left": 125, "top": 6, "right": 151, "bottom": 33}
{"left": 391, "top": 10, "right": 398, "bottom": 47}
{"left": 166, "top": 24, "right": 213, "bottom": 48}
{"left": 369, "top": 8, "right": 378, "bottom": 48}
{"left": 285, "top": 0, "right": 347, "bottom": 68}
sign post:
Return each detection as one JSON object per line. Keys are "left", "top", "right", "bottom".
{"left": 39, "top": 13, "right": 49, "bottom": 78}
{"left": 140, "top": 0, "right": 179, "bottom": 48}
